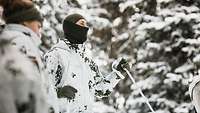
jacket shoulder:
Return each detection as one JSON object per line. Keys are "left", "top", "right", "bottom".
{"left": 44, "top": 47, "right": 65, "bottom": 62}
{"left": 47, "top": 41, "right": 71, "bottom": 55}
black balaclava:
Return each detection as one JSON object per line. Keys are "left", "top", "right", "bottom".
{"left": 62, "top": 14, "right": 89, "bottom": 44}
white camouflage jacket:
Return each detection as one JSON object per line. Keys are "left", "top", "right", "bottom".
{"left": 1, "top": 24, "right": 59, "bottom": 113}
{"left": 0, "top": 31, "right": 47, "bottom": 113}
{"left": 44, "top": 39, "right": 124, "bottom": 113}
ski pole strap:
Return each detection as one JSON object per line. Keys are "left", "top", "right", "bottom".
{"left": 123, "top": 68, "right": 156, "bottom": 113}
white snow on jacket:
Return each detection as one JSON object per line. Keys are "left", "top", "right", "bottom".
{"left": 1, "top": 24, "right": 59, "bottom": 113}
{"left": 0, "top": 32, "right": 47, "bottom": 113}
{"left": 44, "top": 39, "right": 124, "bottom": 113}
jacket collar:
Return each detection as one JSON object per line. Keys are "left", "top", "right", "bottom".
{"left": 4, "top": 24, "right": 42, "bottom": 46}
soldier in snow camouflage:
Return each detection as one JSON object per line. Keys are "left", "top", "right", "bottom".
{"left": 0, "top": 0, "right": 59, "bottom": 113}
{"left": 0, "top": 30, "right": 47, "bottom": 113}
{"left": 45, "top": 13, "right": 130, "bottom": 113}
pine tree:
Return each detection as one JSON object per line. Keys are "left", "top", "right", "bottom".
{"left": 35, "top": 0, "right": 200, "bottom": 112}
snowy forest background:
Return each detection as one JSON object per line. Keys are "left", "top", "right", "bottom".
{"left": 2, "top": 0, "right": 200, "bottom": 112}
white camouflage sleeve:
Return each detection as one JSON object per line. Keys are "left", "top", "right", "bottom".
{"left": 44, "top": 49, "right": 64, "bottom": 88}
{"left": 90, "top": 61, "right": 124, "bottom": 98}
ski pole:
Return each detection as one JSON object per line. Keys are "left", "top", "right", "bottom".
{"left": 123, "top": 68, "right": 156, "bottom": 113}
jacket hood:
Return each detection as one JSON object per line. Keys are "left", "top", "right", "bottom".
{"left": 51, "top": 40, "right": 70, "bottom": 51}
{"left": 52, "top": 39, "right": 85, "bottom": 52}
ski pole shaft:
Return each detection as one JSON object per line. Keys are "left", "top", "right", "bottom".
{"left": 124, "top": 68, "right": 156, "bottom": 113}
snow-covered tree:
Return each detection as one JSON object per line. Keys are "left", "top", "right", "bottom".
{"left": 34, "top": 0, "right": 200, "bottom": 112}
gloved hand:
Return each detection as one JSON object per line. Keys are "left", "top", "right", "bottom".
{"left": 57, "top": 85, "right": 78, "bottom": 100}
{"left": 112, "top": 57, "right": 130, "bottom": 73}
